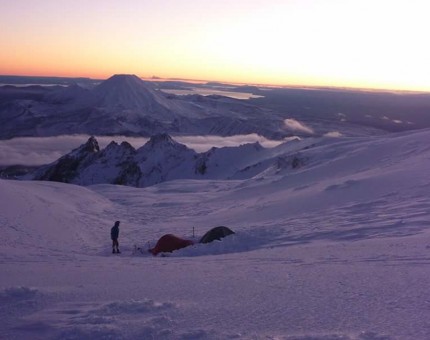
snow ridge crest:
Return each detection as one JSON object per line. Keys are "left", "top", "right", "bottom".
{"left": 28, "top": 134, "right": 305, "bottom": 187}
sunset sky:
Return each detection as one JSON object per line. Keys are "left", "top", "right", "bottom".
{"left": 1, "top": 0, "right": 429, "bottom": 91}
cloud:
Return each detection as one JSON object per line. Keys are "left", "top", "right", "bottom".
{"left": 324, "top": 131, "right": 343, "bottom": 137}
{"left": 283, "top": 119, "right": 314, "bottom": 134}
{"left": 0, "top": 134, "right": 288, "bottom": 166}
{"left": 0, "top": 136, "right": 80, "bottom": 166}
{"left": 175, "top": 134, "right": 287, "bottom": 152}
{"left": 0, "top": 135, "right": 149, "bottom": 166}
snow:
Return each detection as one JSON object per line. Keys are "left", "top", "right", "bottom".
{"left": 0, "top": 134, "right": 292, "bottom": 166}
{"left": 93, "top": 74, "right": 174, "bottom": 120}
{"left": 1, "top": 75, "right": 287, "bottom": 139}
{"left": 7, "top": 75, "right": 421, "bottom": 140}
{"left": 2, "top": 128, "right": 430, "bottom": 339}
{"left": 26, "top": 133, "right": 306, "bottom": 187}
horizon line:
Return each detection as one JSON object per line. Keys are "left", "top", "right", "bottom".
{"left": 0, "top": 73, "right": 429, "bottom": 95}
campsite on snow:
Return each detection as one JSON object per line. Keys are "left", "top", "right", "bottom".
{"left": 1, "top": 75, "right": 430, "bottom": 339}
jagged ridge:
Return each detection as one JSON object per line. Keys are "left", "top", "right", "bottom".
{"left": 28, "top": 134, "right": 305, "bottom": 187}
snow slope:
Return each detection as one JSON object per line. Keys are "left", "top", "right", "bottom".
{"left": 27, "top": 133, "right": 308, "bottom": 187}
{"left": 0, "top": 75, "right": 287, "bottom": 139}
{"left": 92, "top": 74, "right": 175, "bottom": 121}
{"left": 2, "top": 128, "right": 430, "bottom": 339}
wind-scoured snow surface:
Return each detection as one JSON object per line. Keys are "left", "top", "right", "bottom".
{"left": 2, "top": 129, "right": 430, "bottom": 339}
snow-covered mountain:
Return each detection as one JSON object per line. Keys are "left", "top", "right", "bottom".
{"left": 92, "top": 74, "right": 174, "bottom": 121}
{"left": 43, "top": 84, "right": 93, "bottom": 105}
{"left": 26, "top": 133, "right": 307, "bottom": 187}
{"left": 0, "top": 74, "right": 287, "bottom": 139}
{"left": 6, "top": 74, "right": 426, "bottom": 140}
{"left": 2, "top": 127, "right": 430, "bottom": 339}
{"left": 4, "top": 71, "right": 430, "bottom": 339}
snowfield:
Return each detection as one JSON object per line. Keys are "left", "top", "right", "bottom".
{"left": 2, "top": 128, "right": 430, "bottom": 339}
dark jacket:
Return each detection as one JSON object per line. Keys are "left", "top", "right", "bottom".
{"left": 111, "top": 225, "right": 119, "bottom": 240}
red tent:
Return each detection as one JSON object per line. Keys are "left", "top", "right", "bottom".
{"left": 149, "top": 234, "right": 194, "bottom": 256}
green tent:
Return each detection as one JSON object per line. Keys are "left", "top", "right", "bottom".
{"left": 199, "top": 226, "right": 235, "bottom": 244}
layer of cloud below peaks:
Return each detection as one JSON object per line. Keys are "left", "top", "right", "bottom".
{"left": 0, "top": 134, "right": 293, "bottom": 166}
{"left": 284, "top": 119, "right": 314, "bottom": 134}
{"left": 323, "top": 131, "right": 343, "bottom": 138}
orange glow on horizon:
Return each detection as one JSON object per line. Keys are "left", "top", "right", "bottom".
{"left": 1, "top": 0, "right": 430, "bottom": 92}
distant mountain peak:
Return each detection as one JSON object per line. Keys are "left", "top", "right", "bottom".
{"left": 66, "top": 136, "right": 99, "bottom": 158}
{"left": 43, "top": 83, "right": 92, "bottom": 104}
{"left": 120, "top": 141, "right": 134, "bottom": 150}
{"left": 147, "top": 133, "right": 176, "bottom": 146}
{"left": 83, "top": 136, "right": 100, "bottom": 153}
{"left": 103, "top": 139, "right": 136, "bottom": 154}
{"left": 142, "top": 133, "right": 192, "bottom": 153}
{"left": 92, "top": 74, "right": 173, "bottom": 115}
{"left": 33, "top": 136, "right": 100, "bottom": 183}
{"left": 26, "top": 131, "right": 315, "bottom": 188}
{"left": 95, "top": 74, "right": 146, "bottom": 93}
{"left": 103, "top": 74, "right": 143, "bottom": 84}
{"left": 110, "top": 74, "right": 139, "bottom": 78}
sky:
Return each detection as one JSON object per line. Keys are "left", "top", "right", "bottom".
{"left": 1, "top": 0, "right": 429, "bottom": 91}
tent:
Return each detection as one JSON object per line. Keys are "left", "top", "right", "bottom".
{"left": 199, "top": 226, "right": 235, "bottom": 244}
{"left": 149, "top": 234, "right": 194, "bottom": 256}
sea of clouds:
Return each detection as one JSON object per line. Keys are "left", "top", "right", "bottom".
{"left": 0, "top": 134, "right": 297, "bottom": 166}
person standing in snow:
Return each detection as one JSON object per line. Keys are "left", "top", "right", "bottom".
{"left": 111, "top": 221, "right": 121, "bottom": 254}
